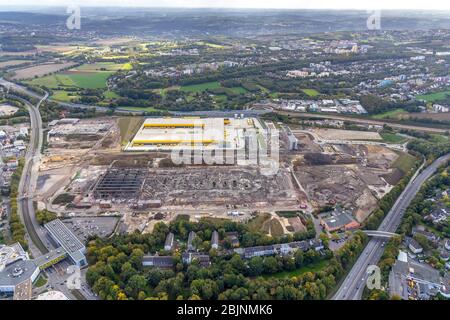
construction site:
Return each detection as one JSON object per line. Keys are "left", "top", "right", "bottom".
{"left": 33, "top": 115, "right": 416, "bottom": 235}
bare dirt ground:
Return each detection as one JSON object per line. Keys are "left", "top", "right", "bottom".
{"left": 0, "top": 60, "right": 31, "bottom": 68}
{"left": 92, "top": 37, "right": 136, "bottom": 46}
{"left": 312, "top": 128, "right": 382, "bottom": 140}
{"left": 11, "top": 62, "right": 76, "bottom": 79}
{"left": 407, "top": 112, "right": 450, "bottom": 122}
{"left": 0, "top": 51, "right": 37, "bottom": 56}
{"left": 292, "top": 142, "right": 400, "bottom": 223}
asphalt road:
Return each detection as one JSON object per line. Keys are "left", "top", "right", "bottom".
{"left": 274, "top": 109, "right": 449, "bottom": 134}
{"left": 6, "top": 85, "right": 95, "bottom": 300}
{"left": 15, "top": 94, "right": 49, "bottom": 255}
{"left": 333, "top": 153, "right": 450, "bottom": 300}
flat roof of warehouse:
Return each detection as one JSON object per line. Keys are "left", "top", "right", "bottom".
{"left": 44, "top": 219, "right": 85, "bottom": 254}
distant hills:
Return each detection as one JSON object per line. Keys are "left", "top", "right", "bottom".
{"left": 0, "top": 8, "right": 449, "bottom": 37}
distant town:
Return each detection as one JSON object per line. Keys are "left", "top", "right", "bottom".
{"left": 0, "top": 6, "right": 449, "bottom": 302}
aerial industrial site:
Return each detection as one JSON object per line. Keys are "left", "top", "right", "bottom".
{"left": 33, "top": 114, "right": 405, "bottom": 237}
{"left": 0, "top": 3, "right": 449, "bottom": 305}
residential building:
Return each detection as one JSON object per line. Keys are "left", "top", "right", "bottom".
{"left": 211, "top": 231, "right": 219, "bottom": 250}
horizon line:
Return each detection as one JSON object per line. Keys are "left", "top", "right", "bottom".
{"left": 1, "top": 5, "right": 450, "bottom": 11}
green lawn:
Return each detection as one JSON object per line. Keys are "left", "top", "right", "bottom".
{"left": 372, "top": 108, "right": 408, "bottom": 120}
{"left": 416, "top": 90, "right": 450, "bottom": 102}
{"left": 51, "top": 90, "right": 79, "bottom": 102}
{"left": 263, "top": 260, "right": 328, "bottom": 279}
{"left": 181, "top": 81, "right": 221, "bottom": 92}
{"left": 301, "top": 89, "right": 320, "bottom": 97}
{"left": 67, "top": 72, "right": 113, "bottom": 89}
{"left": 228, "top": 86, "right": 248, "bottom": 94}
{"left": 104, "top": 90, "right": 120, "bottom": 99}
{"left": 34, "top": 275, "right": 47, "bottom": 288}
{"left": 380, "top": 132, "right": 407, "bottom": 144}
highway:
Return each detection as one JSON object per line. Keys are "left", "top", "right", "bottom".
{"left": 15, "top": 93, "right": 49, "bottom": 255}
{"left": 272, "top": 109, "right": 450, "bottom": 134}
{"left": 4, "top": 83, "right": 94, "bottom": 300}
{"left": 333, "top": 153, "right": 450, "bottom": 300}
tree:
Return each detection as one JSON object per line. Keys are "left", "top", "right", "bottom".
{"left": 263, "top": 256, "right": 279, "bottom": 274}
{"left": 125, "top": 274, "right": 147, "bottom": 299}
{"left": 247, "top": 256, "right": 264, "bottom": 276}
{"left": 190, "top": 279, "right": 219, "bottom": 300}
{"left": 294, "top": 250, "right": 304, "bottom": 267}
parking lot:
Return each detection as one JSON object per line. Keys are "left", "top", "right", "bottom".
{"left": 62, "top": 217, "right": 119, "bottom": 242}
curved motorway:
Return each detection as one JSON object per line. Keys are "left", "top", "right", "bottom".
{"left": 15, "top": 93, "right": 49, "bottom": 255}
{"left": 333, "top": 153, "right": 450, "bottom": 300}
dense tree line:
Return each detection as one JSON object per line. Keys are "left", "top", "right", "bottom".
{"left": 36, "top": 209, "right": 57, "bottom": 225}
{"left": 8, "top": 159, "right": 28, "bottom": 250}
{"left": 86, "top": 216, "right": 368, "bottom": 300}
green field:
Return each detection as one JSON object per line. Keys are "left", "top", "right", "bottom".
{"left": 180, "top": 81, "right": 221, "bottom": 92}
{"left": 263, "top": 260, "right": 328, "bottom": 279}
{"left": 392, "top": 151, "right": 417, "bottom": 173}
{"left": 51, "top": 90, "right": 79, "bottom": 102}
{"left": 416, "top": 90, "right": 450, "bottom": 102}
{"left": 75, "top": 62, "right": 132, "bottom": 72}
{"left": 380, "top": 132, "right": 407, "bottom": 144}
{"left": 104, "top": 90, "right": 120, "bottom": 99}
{"left": 26, "top": 62, "right": 124, "bottom": 89}
{"left": 67, "top": 72, "right": 113, "bottom": 89}
{"left": 430, "top": 134, "right": 449, "bottom": 144}
{"left": 301, "top": 89, "right": 320, "bottom": 97}
{"left": 228, "top": 86, "right": 248, "bottom": 94}
{"left": 28, "top": 71, "right": 112, "bottom": 89}
{"left": 372, "top": 108, "right": 408, "bottom": 120}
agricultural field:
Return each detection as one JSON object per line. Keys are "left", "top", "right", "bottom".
{"left": 0, "top": 60, "right": 32, "bottom": 68}
{"left": 27, "top": 69, "right": 113, "bottom": 89}
{"left": 74, "top": 62, "right": 132, "bottom": 72}
{"left": 11, "top": 62, "right": 76, "bottom": 80}
{"left": 25, "top": 62, "right": 131, "bottom": 91}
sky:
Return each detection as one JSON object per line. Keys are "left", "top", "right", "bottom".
{"left": 1, "top": 0, "right": 450, "bottom": 10}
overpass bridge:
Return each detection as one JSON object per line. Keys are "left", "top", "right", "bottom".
{"left": 361, "top": 230, "right": 399, "bottom": 239}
